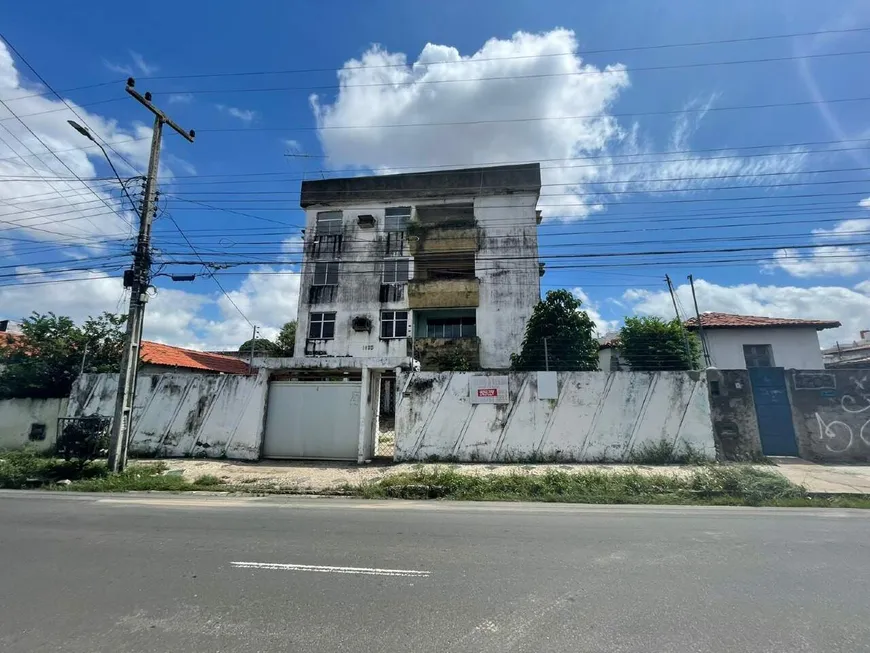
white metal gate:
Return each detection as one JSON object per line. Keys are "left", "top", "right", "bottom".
{"left": 263, "top": 382, "right": 361, "bottom": 460}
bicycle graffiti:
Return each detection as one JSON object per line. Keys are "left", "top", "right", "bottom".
{"left": 814, "top": 377, "right": 870, "bottom": 453}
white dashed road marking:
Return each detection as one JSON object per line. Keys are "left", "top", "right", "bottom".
{"left": 230, "top": 561, "right": 431, "bottom": 577}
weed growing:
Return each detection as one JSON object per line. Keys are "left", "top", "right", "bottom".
{"left": 351, "top": 464, "right": 870, "bottom": 507}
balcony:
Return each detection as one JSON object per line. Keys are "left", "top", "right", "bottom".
{"left": 408, "top": 278, "right": 479, "bottom": 309}
{"left": 412, "top": 336, "right": 480, "bottom": 372}
{"left": 409, "top": 226, "right": 479, "bottom": 256}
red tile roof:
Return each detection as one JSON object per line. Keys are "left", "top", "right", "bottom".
{"left": 0, "top": 331, "right": 21, "bottom": 347}
{"left": 139, "top": 341, "right": 250, "bottom": 374}
{"left": 684, "top": 312, "right": 840, "bottom": 331}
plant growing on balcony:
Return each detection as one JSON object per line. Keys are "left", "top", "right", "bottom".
{"left": 510, "top": 289, "right": 599, "bottom": 371}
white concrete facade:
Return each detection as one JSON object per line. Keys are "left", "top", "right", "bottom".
{"left": 395, "top": 371, "right": 716, "bottom": 462}
{"left": 703, "top": 328, "right": 825, "bottom": 370}
{"left": 67, "top": 372, "right": 270, "bottom": 460}
{"left": 0, "top": 398, "right": 68, "bottom": 452}
{"left": 293, "top": 165, "right": 541, "bottom": 371}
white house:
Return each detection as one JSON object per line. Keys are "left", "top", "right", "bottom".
{"left": 292, "top": 163, "right": 542, "bottom": 371}
{"left": 684, "top": 312, "right": 840, "bottom": 370}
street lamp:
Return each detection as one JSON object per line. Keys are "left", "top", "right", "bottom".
{"left": 67, "top": 120, "right": 139, "bottom": 213}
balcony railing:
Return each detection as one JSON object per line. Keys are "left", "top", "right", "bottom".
{"left": 408, "top": 278, "right": 479, "bottom": 309}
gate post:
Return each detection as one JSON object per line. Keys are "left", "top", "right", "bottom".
{"left": 357, "top": 367, "right": 372, "bottom": 464}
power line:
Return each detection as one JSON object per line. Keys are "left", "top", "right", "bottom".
{"left": 148, "top": 49, "right": 870, "bottom": 97}
{"left": 102, "top": 25, "right": 870, "bottom": 84}
{"left": 195, "top": 96, "right": 870, "bottom": 133}
{"left": 164, "top": 213, "right": 254, "bottom": 328}
{"left": 0, "top": 96, "right": 135, "bottom": 231}
{"left": 0, "top": 137, "right": 861, "bottom": 183}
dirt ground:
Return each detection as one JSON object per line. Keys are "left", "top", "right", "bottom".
{"left": 142, "top": 458, "right": 870, "bottom": 495}
{"left": 149, "top": 459, "right": 709, "bottom": 493}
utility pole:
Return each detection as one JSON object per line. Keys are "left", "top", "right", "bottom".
{"left": 687, "top": 274, "right": 711, "bottom": 368}
{"left": 543, "top": 337, "right": 550, "bottom": 371}
{"left": 249, "top": 325, "right": 259, "bottom": 369}
{"left": 665, "top": 274, "right": 693, "bottom": 368}
{"left": 80, "top": 341, "right": 89, "bottom": 376}
{"left": 107, "top": 78, "right": 195, "bottom": 473}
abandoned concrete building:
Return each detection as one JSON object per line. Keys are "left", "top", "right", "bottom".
{"left": 292, "top": 163, "right": 543, "bottom": 371}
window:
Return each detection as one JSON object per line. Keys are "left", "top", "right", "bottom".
{"left": 316, "top": 211, "right": 342, "bottom": 235}
{"left": 384, "top": 207, "right": 411, "bottom": 232}
{"left": 313, "top": 261, "right": 339, "bottom": 286}
{"left": 381, "top": 311, "right": 408, "bottom": 339}
{"left": 426, "top": 316, "right": 476, "bottom": 339}
{"left": 385, "top": 231, "right": 405, "bottom": 257}
{"left": 383, "top": 259, "right": 410, "bottom": 284}
{"left": 308, "top": 312, "right": 336, "bottom": 339}
{"left": 743, "top": 344, "right": 774, "bottom": 368}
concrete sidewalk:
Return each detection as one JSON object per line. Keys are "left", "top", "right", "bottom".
{"left": 152, "top": 458, "right": 870, "bottom": 495}
{"left": 770, "top": 458, "right": 870, "bottom": 494}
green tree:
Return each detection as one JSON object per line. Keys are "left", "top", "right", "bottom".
{"left": 510, "top": 289, "right": 599, "bottom": 371}
{"left": 0, "top": 312, "right": 126, "bottom": 399}
{"left": 237, "top": 338, "right": 279, "bottom": 356}
{"left": 275, "top": 320, "right": 297, "bottom": 356}
{"left": 618, "top": 316, "right": 701, "bottom": 371}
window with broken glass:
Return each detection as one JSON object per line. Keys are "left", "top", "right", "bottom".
{"left": 311, "top": 211, "right": 343, "bottom": 258}
{"left": 385, "top": 207, "right": 410, "bottom": 256}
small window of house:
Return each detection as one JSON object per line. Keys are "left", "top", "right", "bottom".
{"left": 382, "top": 259, "right": 409, "bottom": 284}
{"left": 308, "top": 312, "right": 336, "bottom": 339}
{"left": 380, "top": 311, "right": 408, "bottom": 339}
{"left": 743, "top": 344, "right": 774, "bottom": 368}
{"left": 315, "top": 211, "right": 343, "bottom": 235}
{"left": 313, "top": 261, "right": 339, "bottom": 286}
{"left": 384, "top": 207, "right": 411, "bottom": 232}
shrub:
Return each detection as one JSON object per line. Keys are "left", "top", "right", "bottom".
{"left": 56, "top": 417, "right": 111, "bottom": 470}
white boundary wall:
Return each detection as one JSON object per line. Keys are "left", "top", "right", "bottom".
{"left": 0, "top": 398, "right": 68, "bottom": 452}
{"left": 395, "top": 371, "right": 715, "bottom": 462}
{"left": 67, "top": 371, "right": 269, "bottom": 460}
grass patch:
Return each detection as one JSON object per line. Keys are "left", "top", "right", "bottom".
{"left": 627, "top": 439, "right": 711, "bottom": 465}
{"left": 351, "top": 465, "right": 870, "bottom": 508}
{"left": 0, "top": 449, "right": 227, "bottom": 492}
{"left": 0, "top": 449, "right": 107, "bottom": 488}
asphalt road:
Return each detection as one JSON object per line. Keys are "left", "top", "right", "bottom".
{"left": 1, "top": 493, "right": 868, "bottom": 653}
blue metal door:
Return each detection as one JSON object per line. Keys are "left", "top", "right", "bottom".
{"left": 748, "top": 367, "right": 799, "bottom": 456}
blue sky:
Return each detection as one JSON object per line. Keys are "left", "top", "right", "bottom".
{"left": 1, "top": 0, "right": 870, "bottom": 348}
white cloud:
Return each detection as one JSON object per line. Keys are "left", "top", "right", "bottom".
{"left": 129, "top": 51, "right": 158, "bottom": 76}
{"left": 624, "top": 278, "right": 867, "bottom": 346}
{"left": 197, "top": 267, "right": 301, "bottom": 348}
{"left": 571, "top": 287, "right": 618, "bottom": 337}
{"left": 0, "top": 39, "right": 164, "bottom": 244}
{"left": 103, "top": 51, "right": 158, "bottom": 77}
{"left": 764, "top": 200, "right": 870, "bottom": 277}
{"left": 103, "top": 60, "right": 134, "bottom": 77}
{"left": 0, "top": 266, "right": 302, "bottom": 351}
{"left": 310, "top": 29, "right": 805, "bottom": 220}
{"left": 283, "top": 139, "right": 303, "bottom": 154}
{"left": 216, "top": 104, "right": 257, "bottom": 123}
{"left": 168, "top": 93, "right": 193, "bottom": 105}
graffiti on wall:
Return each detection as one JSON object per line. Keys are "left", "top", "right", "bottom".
{"left": 814, "top": 374, "right": 870, "bottom": 453}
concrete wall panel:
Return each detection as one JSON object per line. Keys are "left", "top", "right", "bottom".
{"left": 0, "top": 398, "right": 68, "bottom": 452}
{"left": 787, "top": 369, "right": 870, "bottom": 462}
{"left": 396, "top": 371, "right": 716, "bottom": 462}
{"left": 67, "top": 371, "right": 269, "bottom": 460}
